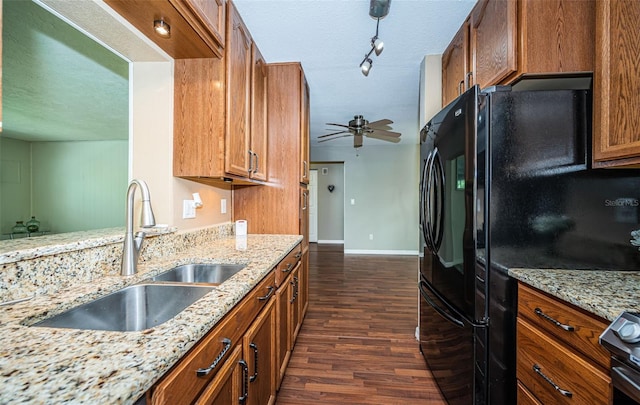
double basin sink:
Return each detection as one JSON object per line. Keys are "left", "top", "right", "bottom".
{"left": 32, "top": 263, "right": 246, "bottom": 332}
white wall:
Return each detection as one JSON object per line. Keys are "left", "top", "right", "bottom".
{"left": 311, "top": 144, "right": 419, "bottom": 254}
{"left": 130, "top": 62, "right": 232, "bottom": 231}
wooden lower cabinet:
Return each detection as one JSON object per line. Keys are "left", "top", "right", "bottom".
{"left": 275, "top": 262, "right": 301, "bottom": 389}
{"left": 243, "top": 298, "right": 276, "bottom": 405}
{"left": 516, "top": 282, "right": 611, "bottom": 405}
{"left": 196, "top": 345, "right": 245, "bottom": 405}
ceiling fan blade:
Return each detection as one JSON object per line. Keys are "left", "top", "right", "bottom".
{"left": 326, "top": 123, "right": 351, "bottom": 128}
{"left": 367, "top": 119, "right": 393, "bottom": 128}
{"left": 368, "top": 129, "right": 402, "bottom": 138}
{"left": 318, "top": 134, "right": 351, "bottom": 143}
{"left": 366, "top": 132, "right": 401, "bottom": 143}
{"left": 354, "top": 134, "right": 363, "bottom": 148}
{"left": 319, "top": 130, "right": 349, "bottom": 138}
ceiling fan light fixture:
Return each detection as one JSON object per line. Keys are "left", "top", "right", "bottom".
{"left": 153, "top": 19, "right": 171, "bottom": 38}
{"left": 360, "top": 58, "right": 373, "bottom": 76}
{"left": 372, "top": 36, "right": 384, "bottom": 56}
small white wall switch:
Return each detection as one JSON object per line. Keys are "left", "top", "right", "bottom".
{"left": 369, "top": 234, "right": 374, "bottom": 240}
{"left": 350, "top": 198, "right": 355, "bottom": 205}
{"left": 221, "top": 199, "right": 227, "bottom": 214}
{"left": 183, "top": 200, "right": 196, "bottom": 219}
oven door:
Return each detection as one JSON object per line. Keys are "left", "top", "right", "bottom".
{"left": 612, "top": 357, "right": 640, "bottom": 405}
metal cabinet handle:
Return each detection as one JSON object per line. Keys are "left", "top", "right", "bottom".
{"left": 282, "top": 263, "right": 293, "bottom": 273}
{"left": 458, "top": 80, "right": 465, "bottom": 95}
{"left": 290, "top": 276, "right": 299, "bottom": 303}
{"left": 196, "top": 338, "right": 232, "bottom": 377}
{"left": 465, "top": 71, "right": 474, "bottom": 89}
{"left": 239, "top": 360, "right": 249, "bottom": 404}
{"left": 257, "top": 286, "right": 275, "bottom": 301}
{"left": 249, "top": 343, "right": 258, "bottom": 382}
{"left": 534, "top": 308, "right": 575, "bottom": 332}
{"left": 303, "top": 161, "right": 308, "bottom": 179}
{"left": 533, "top": 364, "right": 573, "bottom": 398}
{"left": 247, "top": 150, "right": 254, "bottom": 174}
{"left": 253, "top": 153, "right": 259, "bottom": 174}
{"left": 294, "top": 251, "right": 302, "bottom": 259}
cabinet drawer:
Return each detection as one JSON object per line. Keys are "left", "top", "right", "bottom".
{"left": 517, "top": 318, "right": 611, "bottom": 405}
{"left": 275, "top": 243, "right": 301, "bottom": 287}
{"left": 517, "top": 381, "right": 542, "bottom": 405}
{"left": 518, "top": 283, "right": 610, "bottom": 368}
{"left": 152, "top": 271, "right": 276, "bottom": 404}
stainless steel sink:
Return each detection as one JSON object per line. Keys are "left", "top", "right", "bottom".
{"left": 32, "top": 284, "right": 215, "bottom": 332}
{"left": 148, "top": 263, "right": 245, "bottom": 285}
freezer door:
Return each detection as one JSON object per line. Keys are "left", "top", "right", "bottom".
{"left": 419, "top": 277, "right": 478, "bottom": 404}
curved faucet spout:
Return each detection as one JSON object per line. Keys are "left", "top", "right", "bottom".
{"left": 121, "top": 179, "right": 156, "bottom": 276}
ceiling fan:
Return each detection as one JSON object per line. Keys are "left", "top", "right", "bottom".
{"left": 320, "top": 115, "right": 401, "bottom": 148}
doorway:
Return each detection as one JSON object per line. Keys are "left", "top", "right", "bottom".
{"left": 310, "top": 162, "right": 344, "bottom": 243}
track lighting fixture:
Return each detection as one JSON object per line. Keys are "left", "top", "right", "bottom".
{"left": 358, "top": 1, "right": 390, "bottom": 76}
{"left": 360, "top": 58, "right": 373, "bottom": 77}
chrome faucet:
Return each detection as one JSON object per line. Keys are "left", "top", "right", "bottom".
{"left": 121, "top": 179, "right": 156, "bottom": 276}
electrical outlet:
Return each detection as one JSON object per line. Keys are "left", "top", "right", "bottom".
{"left": 369, "top": 234, "right": 374, "bottom": 240}
{"left": 221, "top": 199, "right": 227, "bottom": 214}
{"left": 183, "top": 200, "right": 196, "bottom": 219}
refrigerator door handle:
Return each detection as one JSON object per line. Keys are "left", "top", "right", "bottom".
{"left": 420, "top": 151, "right": 434, "bottom": 250}
{"left": 431, "top": 149, "right": 445, "bottom": 250}
{"left": 419, "top": 280, "right": 465, "bottom": 328}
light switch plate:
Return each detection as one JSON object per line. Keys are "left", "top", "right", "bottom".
{"left": 183, "top": 200, "right": 196, "bottom": 219}
{"left": 221, "top": 199, "right": 227, "bottom": 214}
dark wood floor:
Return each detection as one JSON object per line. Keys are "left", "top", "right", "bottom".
{"left": 275, "top": 244, "right": 446, "bottom": 404}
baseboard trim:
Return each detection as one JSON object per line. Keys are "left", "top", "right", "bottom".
{"left": 344, "top": 249, "right": 418, "bottom": 256}
{"left": 316, "top": 240, "right": 345, "bottom": 244}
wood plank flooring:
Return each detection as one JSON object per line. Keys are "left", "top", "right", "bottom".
{"left": 275, "top": 244, "right": 446, "bottom": 404}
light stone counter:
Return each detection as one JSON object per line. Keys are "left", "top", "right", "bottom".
{"left": 508, "top": 268, "right": 640, "bottom": 321}
{"left": 0, "top": 234, "right": 302, "bottom": 404}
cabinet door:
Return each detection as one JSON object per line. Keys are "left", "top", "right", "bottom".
{"left": 225, "top": 1, "right": 252, "bottom": 177}
{"left": 170, "top": 0, "right": 225, "bottom": 57}
{"left": 442, "top": 20, "right": 469, "bottom": 106}
{"left": 471, "top": 0, "right": 517, "bottom": 89}
{"left": 275, "top": 278, "right": 292, "bottom": 388}
{"left": 300, "top": 77, "right": 310, "bottom": 184}
{"left": 593, "top": 0, "right": 640, "bottom": 167}
{"left": 243, "top": 298, "right": 276, "bottom": 405}
{"left": 196, "top": 345, "right": 245, "bottom": 405}
{"left": 300, "top": 187, "right": 309, "bottom": 251}
{"left": 298, "top": 250, "right": 309, "bottom": 320}
{"left": 289, "top": 264, "right": 302, "bottom": 345}
{"left": 250, "top": 43, "right": 268, "bottom": 181}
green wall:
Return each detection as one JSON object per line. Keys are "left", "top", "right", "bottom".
{"left": 0, "top": 138, "right": 127, "bottom": 236}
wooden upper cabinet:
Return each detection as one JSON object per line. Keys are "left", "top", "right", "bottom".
{"left": 171, "top": 0, "right": 226, "bottom": 57}
{"left": 225, "top": 1, "right": 253, "bottom": 178}
{"left": 444, "top": 0, "right": 595, "bottom": 105}
{"left": 250, "top": 44, "right": 268, "bottom": 181}
{"left": 105, "top": 0, "right": 224, "bottom": 58}
{"left": 593, "top": 0, "right": 640, "bottom": 167}
{"left": 470, "top": 0, "right": 517, "bottom": 89}
{"left": 442, "top": 21, "right": 470, "bottom": 106}
{"left": 300, "top": 78, "right": 310, "bottom": 184}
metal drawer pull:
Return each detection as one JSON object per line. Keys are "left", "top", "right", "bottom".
{"left": 534, "top": 308, "right": 575, "bottom": 332}
{"left": 196, "top": 338, "right": 232, "bottom": 377}
{"left": 257, "top": 286, "right": 275, "bottom": 301}
{"left": 294, "top": 251, "right": 302, "bottom": 259}
{"left": 249, "top": 343, "right": 258, "bottom": 382}
{"left": 533, "top": 364, "right": 573, "bottom": 398}
{"left": 239, "top": 360, "right": 249, "bottom": 404}
{"left": 282, "top": 263, "right": 293, "bottom": 273}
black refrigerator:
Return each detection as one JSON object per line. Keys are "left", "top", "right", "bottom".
{"left": 418, "top": 85, "right": 640, "bottom": 405}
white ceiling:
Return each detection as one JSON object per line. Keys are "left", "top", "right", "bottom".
{"left": 233, "top": 0, "right": 476, "bottom": 148}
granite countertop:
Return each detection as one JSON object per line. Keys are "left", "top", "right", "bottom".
{"left": 0, "top": 234, "right": 302, "bottom": 404}
{"left": 509, "top": 268, "right": 640, "bottom": 321}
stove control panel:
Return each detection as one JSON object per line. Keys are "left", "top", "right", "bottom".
{"left": 601, "top": 312, "right": 640, "bottom": 368}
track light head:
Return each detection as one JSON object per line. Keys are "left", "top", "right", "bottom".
{"left": 361, "top": 58, "right": 373, "bottom": 76}
{"left": 371, "top": 36, "right": 384, "bottom": 56}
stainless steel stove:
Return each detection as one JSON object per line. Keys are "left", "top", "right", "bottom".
{"left": 600, "top": 312, "right": 640, "bottom": 404}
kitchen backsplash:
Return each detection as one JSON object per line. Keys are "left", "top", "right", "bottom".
{"left": 0, "top": 223, "right": 234, "bottom": 303}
